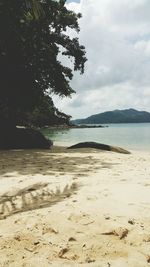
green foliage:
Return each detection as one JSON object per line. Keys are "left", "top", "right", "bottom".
{"left": 22, "top": 95, "right": 71, "bottom": 127}
{"left": 0, "top": 0, "right": 86, "bottom": 126}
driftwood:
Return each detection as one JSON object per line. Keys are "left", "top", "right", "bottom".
{"left": 0, "top": 182, "right": 78, "bottom": 220}
{"left": 67, "top": 142, "right": 131, "bottom": 154}
{"left": 0, "top": 182, "right": 49, "bottom": 204}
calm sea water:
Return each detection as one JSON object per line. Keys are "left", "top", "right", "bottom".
{"left": 41, "top": 123, "right": 150, "bottom": 151}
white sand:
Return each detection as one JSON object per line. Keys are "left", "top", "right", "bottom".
{"left": 0, "top": 147, "right": 150, "bottom": 267}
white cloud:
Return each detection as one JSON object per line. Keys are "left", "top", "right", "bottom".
{"left": 54, "top": 0, "right": 150, "bottom": 118}
{"left": 134, "top": 40, "right": 150, "bottom": 56}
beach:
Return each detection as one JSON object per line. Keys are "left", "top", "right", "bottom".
{"left": 0, "top": 147, "right": 150, "bottom": 267}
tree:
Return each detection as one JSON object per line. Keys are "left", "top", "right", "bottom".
{"left": 0, "top": 0, "right": 86, "bottom": 128}
{"left": 22, "top": 94, "right": 72, "bottom": 127}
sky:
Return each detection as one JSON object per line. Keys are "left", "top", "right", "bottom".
{"left": 54, "top": 0, "right": 150, "bottom": 119}
{"left": 67, "top": 0, "right": 80, "bottom": 2}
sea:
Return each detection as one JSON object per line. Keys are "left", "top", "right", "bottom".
{"left": 41, "top": 123, "right": 150, "bottom": 151}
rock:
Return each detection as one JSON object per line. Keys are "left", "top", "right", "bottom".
{"left": 128, "top": 218, "right": 135, "bottom": 225}
{"left": 42, "top": 226, "right": 58, "bottom": 235}
{"left": 104, "top": 215, "right": 110, "bottom": 220}
{"left": 85, "top": 257, "right": 95, "bottom": 263}
{"left": 58, "top": 247, "right": 69, "bottom": 258}
{"left": 102, "top": 227, "right": 129, "bottom": 239}
{"left": 33, "top": 241, "right": 40, "bottom": 246}
{"left": 67, "top": 142, "right": 130, "bottom": 154}
{"left": 68, "top": 237, "right": 76, "bottom": 242}
{"left": 0, "top": 127, "right": 52, "bottom": 149}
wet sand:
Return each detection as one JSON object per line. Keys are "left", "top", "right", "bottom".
{"left": 0, "top": 147, "right": 150, "bottom": 266}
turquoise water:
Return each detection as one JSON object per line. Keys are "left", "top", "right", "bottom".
{"left": 41, "top": 123, "right": 150, "bottom": 151}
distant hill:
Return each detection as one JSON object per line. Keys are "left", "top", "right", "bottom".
{"left": 72, "top": 109, "right": 150, "bottom": 124}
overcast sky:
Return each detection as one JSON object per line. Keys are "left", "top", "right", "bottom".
{"left": 54, "top": 0, "right": 150, "bottom": 119}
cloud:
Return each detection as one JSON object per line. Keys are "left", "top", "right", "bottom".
{"left": 54, "top": 83, "right": 150, "bottom": 118}
{"left": 54, "top": 0, "right": 150, "bottom": 118}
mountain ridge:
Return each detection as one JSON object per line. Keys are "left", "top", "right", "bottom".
{"left": 72, "top": 109, "right": 150, "bottom": 124}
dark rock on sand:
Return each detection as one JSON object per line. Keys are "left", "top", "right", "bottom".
{"left": 67, "top": 142, "right": 130, "bottom": 154}
{"left": 0, "top": 127, "right": 52, "bottom": 149}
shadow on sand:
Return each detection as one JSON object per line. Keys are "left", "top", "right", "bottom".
{"left": 0, "top": 147, "right": 115, "bottom": 177}
{"left": 0, "top": 147, "right": 118, "bottom": 220}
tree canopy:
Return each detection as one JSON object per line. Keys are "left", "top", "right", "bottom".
{"left": 22, "top": 94, "right": 72, "bottom": 127}
{"left": 0, "top": 0, "right": 86, "bottom": 127}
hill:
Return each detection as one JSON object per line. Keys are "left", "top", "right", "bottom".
{"left": 72, "top": 109, "right": 150, "bottom": 124}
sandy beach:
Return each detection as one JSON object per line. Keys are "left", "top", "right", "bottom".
{"left": 0, "top": 147, "right": 150, "bottom": 267}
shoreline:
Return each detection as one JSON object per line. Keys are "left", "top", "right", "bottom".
{"left": 0, "top": 147, "right": 150, "bottom": 266}
{"left": 41, "top": 124, "right": 107, "bottom": 129}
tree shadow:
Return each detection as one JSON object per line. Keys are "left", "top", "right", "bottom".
{"left": 0, "top": 148, "right": 119, "bottom": 220}
{"left": 0, "top": 147, "right": 115, "bottom": 177}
